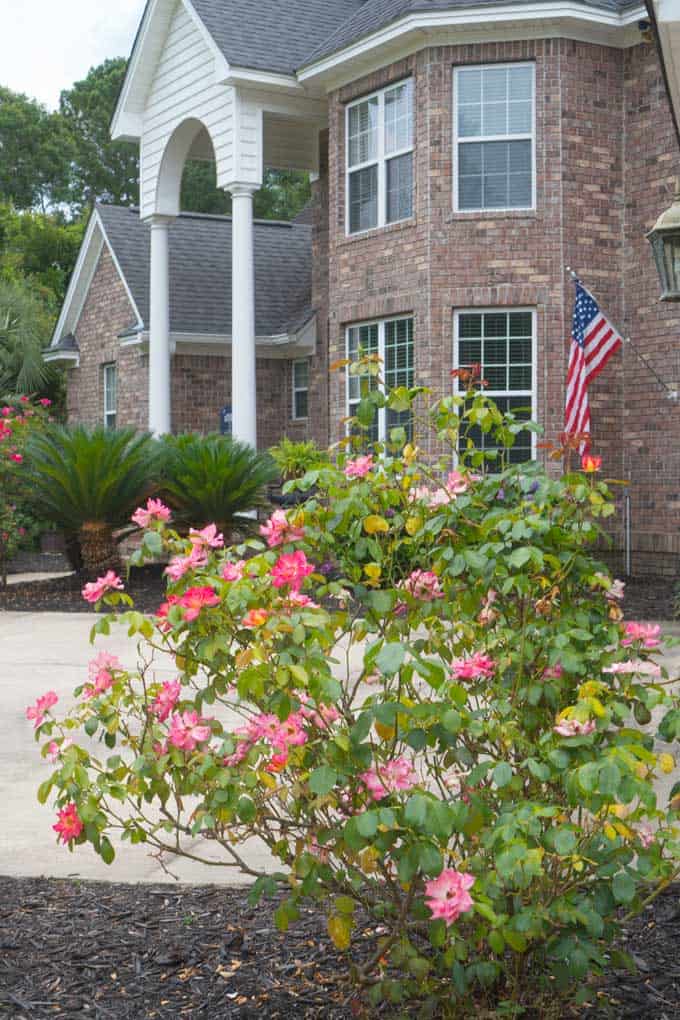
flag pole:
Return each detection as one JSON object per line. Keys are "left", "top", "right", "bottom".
{"left": 565, "top": 267, "right": 679, "bottom": 402}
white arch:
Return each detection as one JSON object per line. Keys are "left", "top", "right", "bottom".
{"left": 154, "top": 117, "right": 218, "bottom": 218}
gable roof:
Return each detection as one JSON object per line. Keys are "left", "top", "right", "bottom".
{"left": 53, "top": 204, "right": 313, "bottom": 346}
{"left": 190, "top": 0, "right": 365, "bottom": 75}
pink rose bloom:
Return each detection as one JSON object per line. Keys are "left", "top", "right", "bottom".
{"left": 47, "top": 739, "right": 73, "bottom": 763}
{"left": 243, "top": 608, "right": 270, "bottom": 628}
{"left": 26, "top": 690, "right": 59, "bottom": 729}
{"left": 1, "top": 406, "right": 11, "bottom": 417}
{"left": 265, "top": 751, "right": 289, "bottom": 773}
{"left": 604, "top": 660, "right": 661, "bottom": 677}
{"left": 19, "top": 396, "right": 29, "bottom": 403}
{"left": 361, "top": 757, "right": 418, "bottom": 801}
{"left": 168, "top": 711, "right": 212, "bottom": 751}
{"left": 179, "top": 586, "right": 220, "bottom": 622}
{"left": 622, "top": 622, "right": 661, "bottom": 649}
{"left": 131, "top": 498, "right": 172, "bottom": 528}
{"left": 297, "top": 693, "right": 341, "bottom": 730}
{"left": 543, "top": 664, "right": 563, "bottom": 680}
{"left": 637, "top": 823, "right": 655, "bottom": 849}
{"left": 260, "top": 509, "right": 305, "bottom": 548}
{"left": 427, "top": 488, "right": 451, "bottom": 509}
{"left": 285, "top": 591, "right": 320, "bottom": 610}
{"left": 222, "top": 560, "right": 246, "bottom": 582}
{"left": 450, "top": 653, "right": 495, "bottom": 681}
{"left": 224, "top": 741, "right": 251, "bottom": 767}
{"left": 271, "top": 550, "right": 314, "bottom": 592}
{"left": 10, "top": 453, "right": 23, "bottom": 463}
{"left": 446, "top": 471, "right": 470, "bottom": 496}
{"left": 403, "top": 569, "right": 444, "bottom": 601}
{"left": 39, "top": 398, "right": 52, "bottom": 407}
{"left": 189, "top": 523, "right": 224, "bottom": 549}
{"left": 151, "top": 679, "right": 182, "bottom": 722}
{"left": 424, "top": 870, "right": 475, "bottom": 927}
{"left": 165, "top": 544, "right": 208, "bottom": 581}
{"left": 84, "top": 650, "right": 122, "bottom": 699}
{"left": 82, "top": 571, "right": 124, "bottom": 604}
{"left": 553, "top": 718, "right": 596, "bottom": 737}
{"left": 53, "top": 803, "right": 83, "bottom": 844}
{"left": 344, "top": 455, "right": 374, "bottom": 479}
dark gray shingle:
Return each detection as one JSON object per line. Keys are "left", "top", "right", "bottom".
{"left": 96, "top": 204, "right": 312, "bottom": 338}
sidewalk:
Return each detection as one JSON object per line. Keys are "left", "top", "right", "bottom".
{"left": 2, "top": 611, "right": 679, "bottom": 885}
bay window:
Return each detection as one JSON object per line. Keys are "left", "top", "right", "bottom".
{"left": 347, "top": 317, "right": 414, "bottom": 443}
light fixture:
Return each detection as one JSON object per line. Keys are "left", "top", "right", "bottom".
{"left": 647, "top": 177, "right": 680, "bottom": 301}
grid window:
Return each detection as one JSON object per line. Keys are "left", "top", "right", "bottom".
{"left": 347, "top": 79, "right": 414, "bottom": 234}
{"left": 454, "top": 63, "right": 535, "bottom": 212}
{"left": 347, "top": 318, "right": 414, "bottom": 444}
{"left": 103, "top": 363, "right": 117, "bottom": 430}
{"left": 292, "top": 359, "right": 310, "bottom": 420}
{"left": 454, "top": 310, "right": 535, "bottom": 464}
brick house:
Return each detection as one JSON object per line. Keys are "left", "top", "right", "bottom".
{"left": 47, "top": 0, "right": 680, "bottom": 571}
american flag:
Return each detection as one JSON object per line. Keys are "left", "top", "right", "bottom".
{"left": 564, "top": 280, "right": 623, "bottom": 448}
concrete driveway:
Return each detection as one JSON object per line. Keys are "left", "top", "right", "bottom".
{"left": 2, "top": 611, "right": 680, "bottom": 885}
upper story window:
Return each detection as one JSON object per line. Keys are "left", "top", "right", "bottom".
{"left": 103, "top": 363, "right": 117, "bottom": 430}
{"left": 292, "top": 358, "right": 309, "bottom": 420}
{"left": 346, "top": 79, "right": 414, "bottom": 235}
{"left": 453, "top": 309, "right": 536, "bottom": 464}
{"left": 346, "top": 317, "right": 414, "bottom": 443}
{"left": 454, "top": 63, "right": 535, "bottom": 213}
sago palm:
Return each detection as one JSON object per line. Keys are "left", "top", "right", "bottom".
{"left": 26, "top": 425, "right": 159, "bottom": 574}
{"left": 160, "top": 434, "right": 277, "bottom": 537}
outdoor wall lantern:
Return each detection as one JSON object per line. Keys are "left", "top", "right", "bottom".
{"left": 647, "top": 178, "right": 680, "bottom": 301}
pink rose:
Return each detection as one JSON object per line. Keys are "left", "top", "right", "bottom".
{"left": 222, "top": 560, "right": 246, "bottom": 582}
{"left": 165, "top": 544, "right": 208, "bottom": 581}
{"left": 132, "top": 498, "right": 172, "bottom": 528}
{"left": 344, "top": 455, "right": 374, "bottom": 479}
{"left": 53, "top": 803, "right": 83, "bottom": 844}
{"left": 178, "top": 586, "right": 220, "bottom": 622}
{"left": 150, "top": 679, "right": 182, "bottom": 722}
{"left": 622, "top": 622, "right": 661, "bottom": 649}
{"left": 271, "top": 550, "right": 314, "bottom": 593}
{"left": 450, "top": 653, "right": 495, "bottom": 681}
{"left": 259, "top": 509, "right": 305, "bottom": 548}
{"left": 26, "top": 690, "right": 59, "bottom": 729}
{"left": 361, "top": 757, "right": 418, "bottom": 801}
{"left": 424, "top": 870, "right": 475, "bottom": 926}
{"left": 189, "top": 523, "right": 224, "bottom": 549}
{"left": 82, "top": 571, "right": 124, "bottom": 604}
{"left": 167, "top": 711, "right": 212, "bottom": 751}
{"left": 553, "top": 718, "right": 596, "bottom": 738}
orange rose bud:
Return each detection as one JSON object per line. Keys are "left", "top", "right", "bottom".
{"left": 581, "top": 453, "right": 602, "bottom": 473}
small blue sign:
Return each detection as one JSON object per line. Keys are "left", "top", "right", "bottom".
{"left": 220, "top": 405, "right": 232, "bottom": 436}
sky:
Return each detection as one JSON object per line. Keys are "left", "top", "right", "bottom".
{"left": 1, "top": 0, "right": 146, "bottom": 109}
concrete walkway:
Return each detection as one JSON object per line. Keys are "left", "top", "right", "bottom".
{"left": 2, "top": 611, "right": 679, "bottom": 886}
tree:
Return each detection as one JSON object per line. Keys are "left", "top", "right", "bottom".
{"left": 0, "top": 277, "right": 57, "bottom": 397}
{"left": 0, "top": 204, "right": 84, "bottom": 306}
{"left": 181, "top": 163, "right": 311, "bottom": 220}
{"left": 0, "top": 88, "right": 72, "bottom": 211}
{"left": 58, "top": 59, "right": 139, "bottom": 211}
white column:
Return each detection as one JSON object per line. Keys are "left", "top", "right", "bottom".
{"left": 148, "top": 216, "right": 173, "bottom": 436}
{"left": 230, "top": 184, "right": 258, "bottom": 448}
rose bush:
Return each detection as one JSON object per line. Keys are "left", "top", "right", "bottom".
{"left": 0, "top": 396, "right": 51, "bottom": 584}
{"left": 29, "top": 379, "right": 680, "bottom": 1015}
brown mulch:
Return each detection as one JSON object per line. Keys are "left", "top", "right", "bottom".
{"left": 0, "top": 877, "right": 679, "bottom": 1019}
{"left": 0, "top": 567, "right": 676, "bottom": 621}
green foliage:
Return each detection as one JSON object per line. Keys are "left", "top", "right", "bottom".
{"left": 269, "top": 436, "right": 329, "bottom": 481}
{"left": 159, "top": 433, "right": 277, "bottom": 534}
{"left": 0, "top": 277, "right": 57, "bottom": 397}
{"left": 29, "top": 373, "right": 680, "bottom": 1015}
{"left": 25, "top": 425, "right": 158, "bottom": 535}
{"left": 57, "top": 59, "right": 139, "bottom": 212}
{"left": 0, "top": 87, "right": 72, "bottom": 211}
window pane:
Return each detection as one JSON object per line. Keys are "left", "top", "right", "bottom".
{"left": 509, "top": 172, "right": 532, "bottom": 207}
{"left": 483, "top": 313, "right": 507, "bottom": 338}
{"left": 508, "top": 140, "right": 531, "bottom": 172}
{"left": 459, "top": 175, "right": 482, "bottom": 211}
{"left": 459, "top": 104, "right": 482, "bottom": 137}
{"left": 508, "top": 101, "right": 532, "bottom": 134}
{"left": 482, "top": 101, "right": 507, "bottom": 136}
{"left": 459, "top": 314, "right": 482, "bottom": 339}
{"left": 458, "top": 68, "right": 482, "bottom": 104}
{"left": 348, "top": 97, "right": 379, "bottom": 167}
{"left": 509, "top": 65, "right": 533, "bottom": 102}
{"left": 385, "top": 80, "right": 413, "bottom": 154}
{"left": 483, "top": 67, "right": 508, "bottom": 104}
{"left": 385, "top": 318, "right": 414, "bottom": 442}
{"left": 349, "top": 166, "right": 378, "bottom": 233}
{"left": 294, "top": 390, "right": 309, "bottom": 419}
{"left": 509, "top": 311, "right": 533, "bottom": 336}
{"left": 459, "top": 142, "right": 482, "bottom": 176}
{"left": 387, "top": 153, "right": 413, "bottom": 223}
{"left": 509, "top": 364, "right": 532, "bottom": 390}
{"left": 293, "top": 359, "right": 309, "bottom": 388}
{"left": 509, "top": 337, "right": 532, "bottom": 362}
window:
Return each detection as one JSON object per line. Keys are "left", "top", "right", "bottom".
{"left": 346, "top": 317, "right": 414, "bottom": 443}
{"left": 454, "top": 63, "right": 535, "bottom": 212}
{"left": 453, "top": 309, "right": 535, "bottom": 464}
{"left": 347, "top": 79, "right": 414, "bottom": 234}
{"left": 292, "top": 359, "right": 309, "bottom": 420}
{"left": 103, "top": 363, "right": 117, "bottom": 430}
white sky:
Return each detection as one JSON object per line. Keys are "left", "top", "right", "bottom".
{"left": 1, "top": 0, "right": 147, "bottom": 109}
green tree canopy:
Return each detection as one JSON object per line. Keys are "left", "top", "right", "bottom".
{"left": 0, "top": 88, "right": 72, "bottom": 212}
{"left": 0, "top": 204, "right": 84, "bottom": 306}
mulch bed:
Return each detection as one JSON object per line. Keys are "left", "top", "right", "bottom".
{"left": 1, "top": 877, "right": 679, "bottom": 1019}
{"left": 0, "top": 567, "right": 677, "bottom": 622}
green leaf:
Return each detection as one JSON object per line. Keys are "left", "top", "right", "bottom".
{"left": 598, "top": 762, "right": 621, "bottom": 797}
{"left": 493, "top": 762, "right": 513, "bottom": 788}
{"left": 100, "top": 836, "right": 115, "bottom": 865}
{"left": 442, "top": 710, "right": 461, "bottom": 734}
{"left": 612, "top": 871, "right": 635, "bottom": 904}
{"left": 237, "top": 796, "right": 256, "bottom": 823}
{"left": 508, "top": 547, "right": 532, "bottom": 569}
{"left": 375, "top": 642, "right": 406, "bottom": 676}
{"left": 356, "top": 811, "right": 378, "bottom": 837}
{"left": 309, "top": 766, "right": 338, "bottom": 796}
{"left": 554, "top": 828, "right": 577, "bottom": 855}
{"left": 404, "top": 793, "right": 428, "bottom": 828}
{"left": 144, "top": 530, "right": 163, "bottom": 556}
{"left": 84, "top": 716, "right": 98, "bottom": 737}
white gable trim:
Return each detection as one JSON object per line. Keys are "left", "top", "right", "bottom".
{"left": 50, "top": 210, "right": 144, "bottom": 347}
{"left": 111, "top": 0, "right": 230, "bottom": 142}
{"left": 298, "top": 3, "right": 647, "bottom": 87}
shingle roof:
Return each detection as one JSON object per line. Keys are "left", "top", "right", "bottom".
{"left": 190, "top": 0, "right": 365, "bottom": 76}
{"left": 96, "top": 204, "right": 313, "bottom": 338}
{"left": 300, "top": 0, "right": 643, "bottom": 68}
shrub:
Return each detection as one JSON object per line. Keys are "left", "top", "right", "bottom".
{"left": 29, "top": 381, "right": 680, "bottom": 1016}
{"left": 269, "top": 436, "right": 329, "bottom": 482}
{"left": 159, "top": 433, "right": 277, "bottom": 537}
{"left": 25, "top": 425, "right": 158, "bottom": 574}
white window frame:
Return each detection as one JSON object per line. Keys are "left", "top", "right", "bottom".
{"left": 453, "top": 62, "right": 536, "bottom": 214}
{"left": 452, "top": 307, "right": 537, "bottom": 461}
{"left": 345, "top": 316, "right": 414, "bottom": 442}
{"left": 103, "top": 362, "right": 117, "bottom": 430}
{"left": 292, "top": 358, "right": 309, "bottom": 421}
{"left": 345, "top": 78, "right": 414, "bottom": 236}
